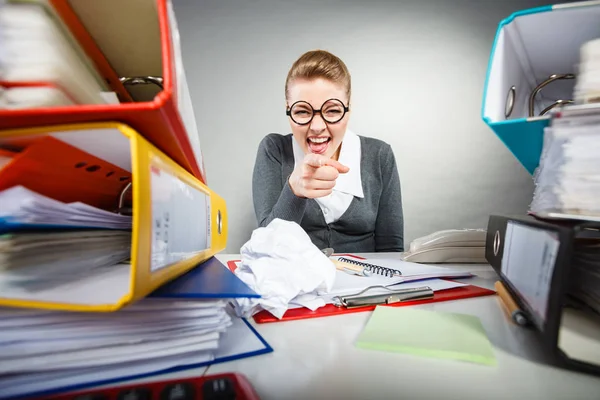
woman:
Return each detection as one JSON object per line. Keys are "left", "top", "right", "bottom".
{"left": 252, "top": 49, "right": 404, "bottom": 252}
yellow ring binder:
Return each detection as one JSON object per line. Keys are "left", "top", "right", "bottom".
{"left": 0, "top": 122, "right": 227, "bottom": 312}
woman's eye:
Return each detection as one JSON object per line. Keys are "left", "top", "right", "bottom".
{"left": 325, "top": 109, "right": 342, "bottom": 115}
{"left": 294, "top": 110, "right": 310, "bottom": 116}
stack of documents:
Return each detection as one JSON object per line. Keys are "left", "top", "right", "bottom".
{"left": 306, "top": 257, "right": 473, "bottom": 307}
{"left": 0, "top": 229, "right": 131, "bottom": 289}
{"left": 574, "top": 38, "right": 600, "bottom": 105}
{"left": 0, "top": 185, "right": 133, "bottom": 300}
{"left": 0, "top": 186, "right": 132, "bottom": 231}
{"left": 0, "top": 298, "right": 237, "bottom": 398}
{"left": 232, "top": 256, "right": 474, "bottom": 313}
{"left": 0, "top": 0, "right": 113, "bottom": 107}
{"left": 323, "top": 257, "right": 473, "bottom": 297}
{"left": 530, "top": 112, "right": 600, "bottom": 220}
{"left": 566, "top": 237, "right": 600, "bottom": 316}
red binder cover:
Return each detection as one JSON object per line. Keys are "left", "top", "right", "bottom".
{"left": 0, "top": 136, "right": 131, "bottom": 211}
{"left": 226, "top": 258, "right": 496, "bottom": 324}
{"left": 0, "top": 0, "right": 206, "bottom": 183}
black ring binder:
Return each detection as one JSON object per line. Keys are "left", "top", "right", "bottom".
{"left": 337, "top": 257, "right": 401, "bottom": 277}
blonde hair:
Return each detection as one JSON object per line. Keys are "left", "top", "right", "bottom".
{"left": 285, "top": 50, "right": 351, "bottom": 101}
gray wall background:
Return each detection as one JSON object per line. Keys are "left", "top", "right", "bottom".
{"left": 172, "top": 0, "right": 558, "bottom": 253}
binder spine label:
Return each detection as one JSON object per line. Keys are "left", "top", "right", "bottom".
{"left": 150, "top": 162, "right": 210, "bottom": 272}
{"left": 501, "top": 221, "right": 560, "bottom": 322}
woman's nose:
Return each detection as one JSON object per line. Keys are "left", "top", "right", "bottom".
{"left": 309, "top": 113, "right": 326, "bottom": 131}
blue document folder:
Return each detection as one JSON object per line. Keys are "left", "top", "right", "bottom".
{"left": 150, "top": 256, "right": 260, "bottom": 299}
{"left": 481, "top": 2, "right": 600, "bottom": 174}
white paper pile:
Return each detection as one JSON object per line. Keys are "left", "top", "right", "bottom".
{"left": 574, "top": 38, "right": 600, "bottom": 104}
{"left": 567, "top": 237, "right": 600, "bottom": 316}
{"left": 0, "top": 186, "right": 132, "bottom": 230}
{"left": 0, "top": 298, "right": 232, "bottom": 398}
{"left": 530, "top": 113, "right": 600, "bottom": 220}
{"left": 0, "top": 0, "right": 111, "bottom": 107}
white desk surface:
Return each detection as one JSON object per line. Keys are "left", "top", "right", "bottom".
{"left": 106, "top": 252, "right": 600, "bottom": 399}
{"left": 201, "top": 253, "right": 600, "bottom": 400}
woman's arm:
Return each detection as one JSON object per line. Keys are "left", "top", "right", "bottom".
{"left": 374, "top": 144, "right": 404, "bottom": 252}
{"left": 252, "top": 134, "right": 308, "bottom": 227}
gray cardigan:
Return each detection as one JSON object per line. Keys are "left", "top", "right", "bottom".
{"left": 252, "top": 133, "right": 404, "bottom": 252}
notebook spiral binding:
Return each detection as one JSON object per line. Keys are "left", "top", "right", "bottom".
{"left": 337, "top": 257, "right": 401, "bottom": 277}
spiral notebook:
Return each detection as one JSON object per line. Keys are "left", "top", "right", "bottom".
{"left": 325, "top": 255, "right": 475, "bottom": 297}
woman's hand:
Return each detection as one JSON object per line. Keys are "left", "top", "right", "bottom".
{"left": 288, "top": 153, "right": 349, "bottom": 198}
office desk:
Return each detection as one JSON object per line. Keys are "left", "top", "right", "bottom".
{"left": 202, "top": 253, "right": 600, "bottom": 400}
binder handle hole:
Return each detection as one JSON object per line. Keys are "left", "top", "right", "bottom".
{"left": 119, "top": 176, "right": 129, "bottom": 181}
{"left": 493, "top": 230, "right": 501, "bottom": 256}
{"left": 217, "top": 210, "right": 223, "bottom": 235}
{"left": 106, "top": 171, "right": 115, "bottom": 177}
{"left": 74, "top": 162, "right": 87, "bottom": 168}
{"left": 86, "top": 165, "right": 101, "bottom": 172}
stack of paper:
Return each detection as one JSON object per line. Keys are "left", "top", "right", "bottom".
{"left": 0, "top": 186, "right": 132, "bottom": 231}
{"left": 574, "top": 38, "right": 600, "bottom": 104}
{"left": 287, "top": 257, "right": 473, "bottom": 310}
{"left": 0, "top": 185, "right": 135, "bottom": 306}
{"left": 230, "top": 257, "right": 473, "bottom": 312}
{"left": 0, "top": 0, "right": 111, "bottom": 107}
{"left": 566, "top": 238, "right": 600, "bottom": 315}
{"left": 0, "top": 299, "right": 233, "bottom": 398}
{"left": 530, "top": 113, "right": 600, "bottom": 220}
{"left": 321, "top": 257, "right": 474, "bottom": 297}
{"left": 0, "top": 186, "right": 133, "bottom": 291}
{"left": 0, "top": 230, "right": 131, "bottom": 289}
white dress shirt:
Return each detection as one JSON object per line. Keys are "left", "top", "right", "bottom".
{"left": 292, "top": 129, "right": 364, "bottom": 224}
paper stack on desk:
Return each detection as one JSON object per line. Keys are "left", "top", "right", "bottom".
{"left": 323, "top": 256, "right": 474, "bottom": 297}
{"left": 230, "top": 255, "right": 474, "bottom": 315}
{"left": 0, "top": 297, "right": 268, "bottom": 399}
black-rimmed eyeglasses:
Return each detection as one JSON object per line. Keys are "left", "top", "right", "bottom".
{"left": 286, "top": 98, "right": 349, "bottom": 125}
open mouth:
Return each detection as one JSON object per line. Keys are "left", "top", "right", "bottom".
{"left": 307, "top": 137, "right": 331, "bottom": 155}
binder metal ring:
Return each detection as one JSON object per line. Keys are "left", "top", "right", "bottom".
{"left": 540, "top": 99, "right": 574, "bottom": 116}
{"left": 118, "top": 182, "right": 132, "bottom": 215}
{"left": 120, "top": 76, "right": 164, "bottom": 90}
{"left": 505, "top": 86, "right": 516, "bottom": 118}
{"left": 528, "top": 74, "right": 575, "bottom": 117}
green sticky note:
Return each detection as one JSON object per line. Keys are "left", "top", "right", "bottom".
{"left": 355, "top": 306, "right": 496, "bottom": 366}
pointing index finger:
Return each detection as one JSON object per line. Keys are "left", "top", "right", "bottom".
{"left": 323, "top": 158, "right": 350, "bottom": 174}
{"left": 304, "top": 153, "right": 349, "bottom": 173}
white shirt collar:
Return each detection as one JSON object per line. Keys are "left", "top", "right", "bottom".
{"left": 292, "top": 129, "right": 364, "bottom": 198}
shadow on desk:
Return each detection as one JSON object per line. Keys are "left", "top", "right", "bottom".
{"left": 451, "top": 272, "right": 561, "bottom": 371}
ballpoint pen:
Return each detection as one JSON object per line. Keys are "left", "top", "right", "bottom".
{"left": 332, "top": 259, "right": 372, "bottom": 277}
{"left": 321, "top": 247, "right": 371, "bottom": 277}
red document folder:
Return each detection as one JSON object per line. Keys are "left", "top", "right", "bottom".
{"left": 226, "top": 258, "right": 496, "bottom": 324}
{"left": 0, "top": 0, "right": 207, "bottom": 183}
